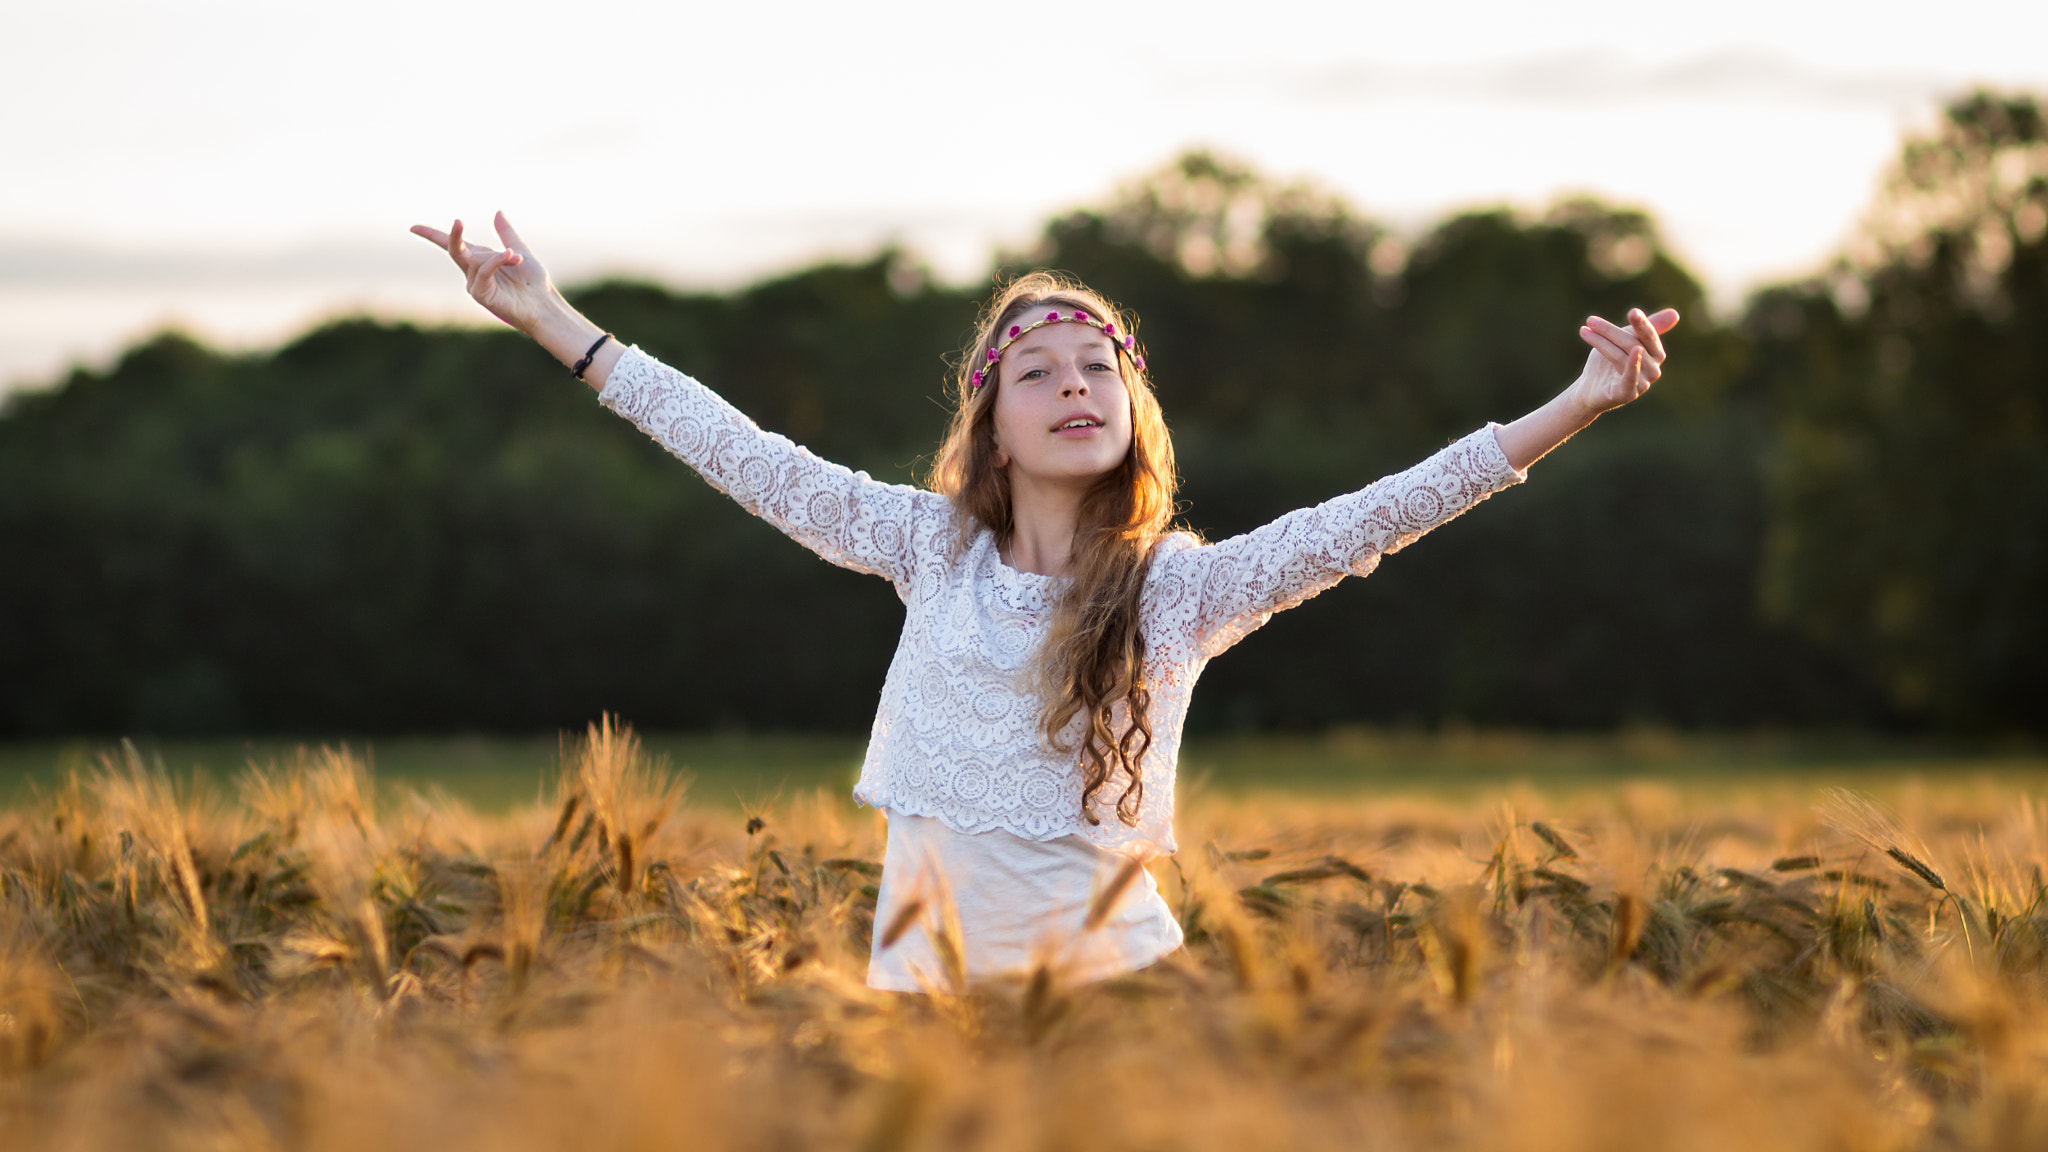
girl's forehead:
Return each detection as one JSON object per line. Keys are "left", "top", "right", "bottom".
{"left": 1007, "top": 320, "right": 1116, "bottom": 358}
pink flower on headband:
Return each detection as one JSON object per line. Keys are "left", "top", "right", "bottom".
{"left": 971, "top": 370, "right": 984, "bottom": 386}
{"left": 986, "top": 348, "right": 999, "bottom": 362}
{"left": 1045, "top": 311, "right": 1061, "bottom": 322}
{"left": 1008, "top": 325, "right": 1021, "bottom": 338}
{"left": 1102, "top": 323, "right": 1116, "bottom": 336}
{"left": 1074, "top": 311, "right": 1089, "bottom": 322}
{"left": 1135, "top": 355, "right": 1147, "bottom": 370}
{"left": 1122, "top": 335, "right": 1134, "bottom": 349}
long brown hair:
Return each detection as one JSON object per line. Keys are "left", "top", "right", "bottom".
{"left": 928, "top": 273, "right": 1179, "bottom": 826}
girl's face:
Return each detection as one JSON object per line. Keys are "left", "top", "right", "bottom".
{"left": 988, "top": 320, "right": 1134, "bottom": 489}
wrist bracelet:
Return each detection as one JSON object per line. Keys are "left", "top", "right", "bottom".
{"left": 572, "top": 333, "right": 613, "bottom": 380}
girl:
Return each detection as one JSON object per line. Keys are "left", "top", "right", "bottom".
{"left": 412, "top": 212, "right": 1678, "bottom": 992}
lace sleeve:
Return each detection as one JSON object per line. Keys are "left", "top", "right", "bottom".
{"left": 598, "top": 345, "right": 942, "bottom": 590}
{"left": 1153, "top": 425, "right": 1527, "bottom": 660}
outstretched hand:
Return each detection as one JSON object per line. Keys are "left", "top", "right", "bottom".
{"left": 1570, "top": 307, "right": 1680, "bottom": 415}
{"left": 1492, "top": 306, "right": 1682, "bottom": 472}
{"left": 409, "top": 211, "right": 619, "bottom": 389}
{"left": 410, "top": 211, "right": 557, "bottom": 334}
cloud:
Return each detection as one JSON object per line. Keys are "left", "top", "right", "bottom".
{"left": 0, "top": 236, "right": 454, "bottom": 288}
{"left": 0, "top": 203, "right": 1030, "bottom": 293}
{"left": 0, "top": 235, "right": 464, "bottom": 289}
{"left": 1173, "top": 47, "right": 1952, "bottom": 109}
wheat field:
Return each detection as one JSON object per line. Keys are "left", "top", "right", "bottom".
{"left": 1, "top": 721, "right": 2045, "bottom": 1151}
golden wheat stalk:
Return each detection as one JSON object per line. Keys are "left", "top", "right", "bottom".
{"left": 1608, "top": 891, "right": 1647, "bottom": 971}
{"left": 1530, "top": 821, "right": 1579, "bottom": 860}
{"left": 1085, "top": 857, "right": 1147, "bottom": 932}
{"left": 878, "top": 898, "right": 925, "bottom": 950}
{"left": 1818, "top": 788, "right": 1949, "bottom": 891}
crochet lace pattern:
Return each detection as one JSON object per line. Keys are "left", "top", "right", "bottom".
{"left": 599, "top": 347, "right": 1526, "bottom": 856}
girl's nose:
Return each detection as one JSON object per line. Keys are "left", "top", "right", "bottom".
{"left": 1060, "top": 370, "right": 1089, "bottom": 396}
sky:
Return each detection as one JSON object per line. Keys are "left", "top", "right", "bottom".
{"left": 5, "top": 0, "right": 2047, "bottom": 394}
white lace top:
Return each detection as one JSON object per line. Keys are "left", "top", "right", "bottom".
{"left": 598, "top": 346, "right": 1527, "bottom": 857}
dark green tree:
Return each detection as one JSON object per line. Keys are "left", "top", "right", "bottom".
{"left": 1755, "top": 91, "right": 2048, "bottom": 726}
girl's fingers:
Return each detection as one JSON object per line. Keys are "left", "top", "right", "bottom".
{"left": 1607, "top": 347, "right": 1641, "bottom": 401}
{"left": 448, "top": 228, "right": 468, "bottom": 273}
{"left": 1587, "top": 315, "right": 1639, "bottom": 349}
{"left": 1633, "top": 348, "right": 1664, "bottom": 389}
{"left": 1595, "top": 309, "right": 1681, "bottom": 338}
{"left": 494, "top": 210, "right": 532, "bottom": 259}
{"left": 471, "top": 249, "right": 516, "bottom": 294}
{"left": 449, "top": 218, "right": 525, "bottom": 277}
{"left": 417, "top": 215, "right": 531, "bottom": 283}
{"left": 1628, "top": 308, "right": 1667, "bottom": 362}
{"left": 1581, "top": 325, "right": 1629, "bottom": 368}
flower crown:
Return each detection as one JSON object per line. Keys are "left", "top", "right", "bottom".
{"left": 970, "top": 309, "right": 1146, "bottom": 389}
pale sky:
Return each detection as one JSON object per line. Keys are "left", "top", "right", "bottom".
{"left": 5, "top": 0, "right": 2047, "bottom": 394}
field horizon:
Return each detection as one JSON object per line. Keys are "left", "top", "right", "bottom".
{"left": 3, "top": 726, "right": 2042, "bottom": 814}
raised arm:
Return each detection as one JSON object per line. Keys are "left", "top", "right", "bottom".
{"left": 410, "top": 212, "right": 940, "bottom": 589}
{"left": 1153, "top": 425, "right": 1527, "bottom": 659}
{"left": 597, "top": 348, "right": 941, "bottom": 587}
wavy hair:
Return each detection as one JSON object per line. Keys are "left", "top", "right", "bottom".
{"left": 928, "top": 273, "right": 1178, "bottom": 826}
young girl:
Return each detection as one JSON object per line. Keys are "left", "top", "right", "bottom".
{"left": 413, "top": 212, "right": 1678, "bottom": 992}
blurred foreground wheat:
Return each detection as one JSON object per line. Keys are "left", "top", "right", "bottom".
{"left": 2, "top": 720, "right": 2045, "bottom": 1151}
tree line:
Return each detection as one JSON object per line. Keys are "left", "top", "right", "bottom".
{"left": 1, "top": 92, "right": 2041, "bottom": 737}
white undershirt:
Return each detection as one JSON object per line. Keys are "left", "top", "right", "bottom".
{"left": 866, "top": 810, "right": 1184, "bottom": 992}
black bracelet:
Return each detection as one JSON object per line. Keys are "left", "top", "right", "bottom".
{"left": 572, "top": 333, "right": 613, "bottom": 380}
